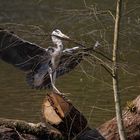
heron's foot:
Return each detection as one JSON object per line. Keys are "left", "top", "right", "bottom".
{"left": 52, "top": 85, "right": 71, "bottom": 96}
{"left": 56, "top": 93, "right": 71, "bottom": 100}
{"left": 52, "top": 87, "right": 62, "bottom": 95}
{"left": 53, "top": 89, "right": 70, "bottom": 96}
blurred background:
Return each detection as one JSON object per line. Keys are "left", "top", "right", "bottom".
{"left": 0, "top": 0, "right": 140, "bottom": 127}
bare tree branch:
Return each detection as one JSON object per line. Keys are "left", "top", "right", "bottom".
{"left": 112, "top": 0, "right": 127, "bottom": 140}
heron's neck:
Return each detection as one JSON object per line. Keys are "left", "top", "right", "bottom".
{"left": 52, "top": 36, "right": 64, "bottom": 51}
{"left": 55, "top": 39, "right": 63, "bottom": 51}
{"left": 56, "top": 44, "right": 63, "bottom": 52}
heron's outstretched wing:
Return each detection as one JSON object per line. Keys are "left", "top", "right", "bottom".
{"left": 0, "top": 30, "right": 48, "bottom": 71}
{"left": 56, "top": 45, "right": 95, "bottom": 77}
{"left": 0, "top": 30, "right": 51, "bottom": 88}
{"left": 56, "top": 50, "right": 84, "bottom": 77}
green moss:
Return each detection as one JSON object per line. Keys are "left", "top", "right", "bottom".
{"left": 126, "top": 101, "right": 136, "bottom": 113}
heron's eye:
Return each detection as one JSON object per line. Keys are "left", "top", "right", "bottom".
{"left": 55, "top": 29, "right": 60, "bottom": 33}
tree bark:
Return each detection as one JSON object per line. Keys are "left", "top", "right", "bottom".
{"left": 98, "top": 95, "right": 140, "bottom": 140}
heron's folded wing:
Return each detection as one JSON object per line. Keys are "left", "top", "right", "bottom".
{"left": 0, "top": 30, "right": 47, "bottom": 71}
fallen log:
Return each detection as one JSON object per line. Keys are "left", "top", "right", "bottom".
{"left": 1, "top": 93, "right": 140, "bottom": 140}
{"left": 98, "top": 95, "right": 140, "bottom": 140}
{"left": 0, "top": 118, "right": 62, "bottom": 140}
{"left": 0, "top": 92, "right": 105, "bottom": 140}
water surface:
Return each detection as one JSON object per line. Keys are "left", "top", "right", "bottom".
{"left": 0, "top": 0, "right": 140, "bottom": 127}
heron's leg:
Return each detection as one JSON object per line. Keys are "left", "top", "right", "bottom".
{"left": 52, "top": 71, "right": 57, "bottom": 85}
{"left": 48, "top": 67, "right": 61, "bottom": 94}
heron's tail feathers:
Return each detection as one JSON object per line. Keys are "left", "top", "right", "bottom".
{"left": 26, "top": 72, "right": 52, "bottom": 89}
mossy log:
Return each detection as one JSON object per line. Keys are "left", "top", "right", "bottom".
{"left": 0, "top": 118, "right": 62, "bottom": 140}
{"left": 98, "top": 95, "right": 140, "bottom": 140}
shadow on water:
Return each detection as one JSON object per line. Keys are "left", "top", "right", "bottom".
{"left": 0, "top": 0, "right": 140, "bottom": 127}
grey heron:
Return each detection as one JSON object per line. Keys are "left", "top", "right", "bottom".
{"left": 0, "top": 29, "right": 71, "bottom": 94}
{"left": 48, "top": 29, "right": 70, "bottom": 93}
{"left": 0, "top": 29, "right": 98, "bottom": 93}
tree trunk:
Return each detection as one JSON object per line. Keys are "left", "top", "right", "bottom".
{"left": 42, "top": 92, "right": 105, "bottom": 140}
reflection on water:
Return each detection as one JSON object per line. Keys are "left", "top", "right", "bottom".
{"left": 0, "top": 0, "right": 140, "bottom": 127}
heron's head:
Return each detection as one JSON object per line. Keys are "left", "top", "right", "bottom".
{"left": 51, "top": 29, "right": 70, "bottom": 46}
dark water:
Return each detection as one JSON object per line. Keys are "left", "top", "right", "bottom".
{"left": 0, "top": 0, "right": 140, "bottom": 127}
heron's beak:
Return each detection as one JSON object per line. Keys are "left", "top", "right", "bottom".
{"left": 59, "top": 33, "right": 85, "bottom": 47}
{"left": 61, "top": 33, "right": 70, "bottom": 39}
{"left": 52, "top": 33, "right": 70, "bottom": 41}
